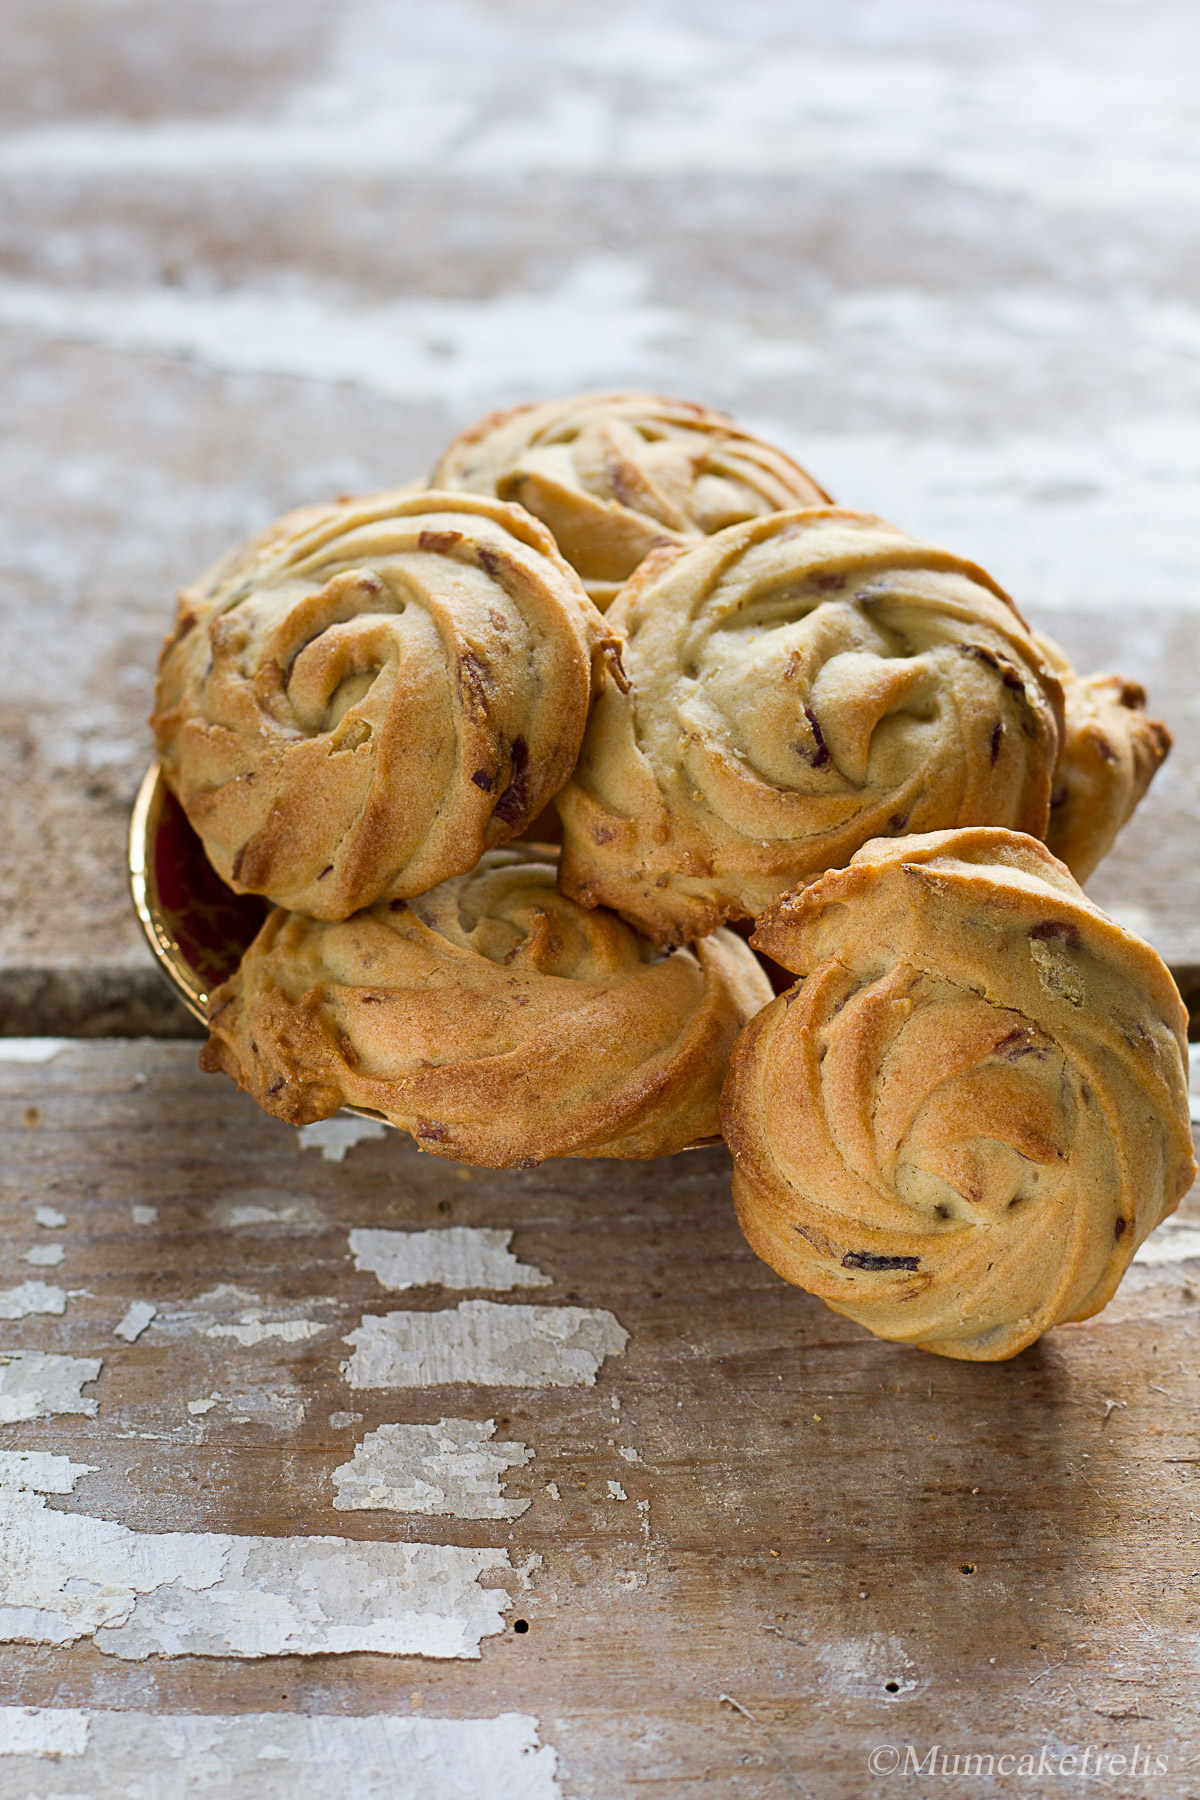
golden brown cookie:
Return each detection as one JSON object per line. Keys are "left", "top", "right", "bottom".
{"left": 1036, "top": 633, "right": 1171, "bottom": 882}
{"left": 721, "top": 828, "right": 1195, "bottom": 1361}
{"left": 200, "top": 846, "right": 774, "bottom": 1168}
{"left": 431, "top": 392, "right": 830, "bottom": 606}
{"left": 153, "top": 488, "right": 614, "bottom": 920}
{"left": 557, "top": 508, "right": 1065, "bottom": 946}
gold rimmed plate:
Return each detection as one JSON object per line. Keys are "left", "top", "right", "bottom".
{"left": 129, "top": 764, "right": 397, "bottom": 1130}
{"left": 129, "top": 763, "right": 269, "bottom": 1025}
{"left": 128, "top": 763, "right": 721, "bottom": 1151}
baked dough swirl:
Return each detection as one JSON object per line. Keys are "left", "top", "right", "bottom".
{"left": 1036, "top": 634, "right": 1171, "bottom": 883}
{"left": 200, "top": 847, "right": 773, "bottom": 1167}
{"left": 557, "top": 508, "right": 1065, "bottom": 946}
{"left": 153, "top": 488, "right": 612, "bottom": 919}
{"left": 432, "top": 391, "right": 830, "bottom": 606}
{"left": 721, "top": 828, "right": 1196, "bottom": 1360}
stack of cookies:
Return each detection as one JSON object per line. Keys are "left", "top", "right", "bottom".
{"left": 152, "top": 391, "right": 1195, "bottom": 1359}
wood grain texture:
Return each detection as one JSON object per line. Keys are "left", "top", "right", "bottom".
{"left": 0, "top": 1041, "right": 1199, "bottom": 1794}
{"left": 2, "top": 0, "right": 1200, "bottom": 1018}
{"left": 3, "top": 4, "right": 1199, "bottom": 1779}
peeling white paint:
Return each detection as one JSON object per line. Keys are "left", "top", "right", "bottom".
{"left": 350, "top": 1228, "right": 550, "bottom": 1293}
{"left": 297, "top": 1116, "right": 388, "bottom": 1161}
{"left": 114, "top": 1301, "right": 157, "bottom": 1343}
{"left": 328, "top": 1410, "right": 362, "bottom": 1431}
{"left": 33, "top": 1206, "right": 66, "bottom": 1229}
{"left": 225, "top": 1387, "right": 307, "bottom": 1432}
{"left": 168, "top": 1286, "right": 335, "bottom": 1351}
{"left": 221, "top": 1201, "right": 313, "bottom": 1228}
{"left": 187, "top": 1398, "right": 219, "bottom": 1416}
{"left": 343, "top": 1301, "right": 628, "bottom": 1390}
{"left": 208, "top": 1197, "right": 326, "bottom": 1232}
{"left": 131, "top": 1205, "right": 158, "bottom": 1226}
{"left": 607, "top": 1481, "right": 629, "bottom": 1502}
{"left": 205, "top": 1319, "right": 325, "bottom": 1347}
{"left": 0, "top": 1706, "right": 561, "bottom": 1796}
{"left": 0, "top": 1456, "right": 512, "bottom": 1660}
{"left": 0, "top": 1453, "right": 95, "bottom": 1494}
{"left": 515, "top": 1553, "right": 542, "bottom": 1591}
{"left": 22, "top": 1244, "right": 64, "bottom": 1268}
{"left": 179, "top": 1283, "right": 262, "bottom": 1313}
{"left": 0, "top": 1040, "right": 68, "bottom": 1063}
{"left": 1, "top": 262, "right": 1199, "bottom": 612}
{"left": 1133, "top": 1221, "right": 1200, "bottom": 1267}
{"left": 0, "top": 2, "right": 1195, "bottom": 217}
{"left": 618, "top": 1446, "right": 641, "bottom": 1464}
{"left": 227, "top": 1204, "right": 290, "bottom": 1226}
{"left": 0, "top": 1705, "right": 89, "bottom": 1758}
{"left": 333, "top": 1420, "right": 533, "bottom": 1519}
{"left": 0, "top": 260, "right": 674, "bottom": 413}
{"left": 0, "top": 1351, "right": 100, "bottom": 1423}
{"left": 0, "top": 1282, "right": 66, "bottom": 1320}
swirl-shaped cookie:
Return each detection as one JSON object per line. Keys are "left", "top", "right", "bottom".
{"left": 721, "top": 828, "right": 1195, "bottom": 1360}
{"left": 1036, "top": 634, "right": 1171, "bottom": 883}
{"left": 432, "top": 392, "right": 830, "bottom": 606}
{"left": 200, "top": 847, "right": 773, "bottom": 1167}
{"left": 153, "top": 489, "right": 613, "bottom": 919}
{"left": 557, "top": 508, "right": 1065, "bottom": 946}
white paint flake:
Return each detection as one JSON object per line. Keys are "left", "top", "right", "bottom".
{"left": 349, "top": 1228, "right": 550, "bottom": 1293}
{"left": 0, "top": 1282, "right": 66, "bottom": 1320}
{"left": 0, "top": 1453, "right": 95, "bottom": 1493}
{"left": 205, "top": 1319, "right": 325, "bottom": 1347}
{"left": 297, "top": 1116, "right": 388, "bottom": 1161}
{"left": 115, "top": 1301, "right": 157, "bottom": 1343}
{"left": 0, "top": 1455, "right": 512, "bottom": 1660}
{"left": 328, "top": 1411, "right": 363, "bottom": 1431}
{"left": 226, "top": 1388, "right": 307, "bottom": 1432}
{"left": 0, "top": 1040, "right": 67, "bottom": 1063}
{"left": 22, "top": 1244, "right": 64, "bottom": 1268}
{"left": 0, "top": 1707, "right": 561, "bottom": 1797}
{"left": 166, "top": 1287, "right": 335, "bottom": 1353}
{"left": 1134, "top": 1221, "right": 1200, "bottom": 1266}
{"left": 607, "top": 1481, "right": 629, "bottom": 1501}
{"left": 34, "top": 1206, "right": 66, "bottom": 1229}
{"left": 131, "top": 1205, "right": 158, "bottom": 1226}
{"left": 227, "top": 1204, "right": 286, "bottom": 1226}
{"left": 0, "top": 1706, "right": 89, "bottom": 1758}
{"left": 222, "top": 1202, "right": 313, "bottom": 1228}
{"left": 0, "top": 1351, "right": 100, "bottom": 1423}
{"left": 618, "top": 1446, "right": 642, "bottom": 1464}
{"left": 333, "top": 1420, "right": 533, "bottom": 1519}
{"left": 343, "top": 1301, "right": 628, "bottom": 1390}
{"left": 186, "top": 1398, "right": 218, "bottom": 1416}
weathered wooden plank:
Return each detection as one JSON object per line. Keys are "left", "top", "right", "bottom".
{"left": 3, "top": 0, "right": 1200, "bottom": 1027}
{"left": 0, "top": 1040, "right": 1198, "bottom": 1794}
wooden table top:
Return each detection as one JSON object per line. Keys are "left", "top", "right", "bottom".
{"left": 1, "top": 1039, "right": 1199, "bottom": 1797}
{"left": 2, "top": 0, "right": 1199, "bottom": 1035}
{"left": 2, "top": 1, "right": 1199, "bottom": 1792}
